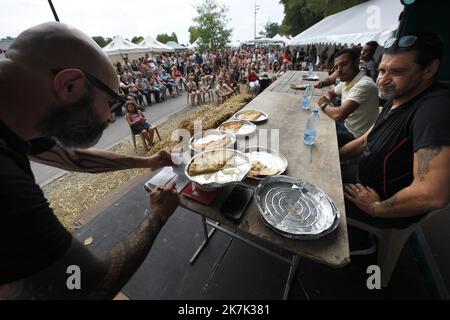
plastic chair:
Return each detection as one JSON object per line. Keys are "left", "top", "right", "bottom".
{"left": 347, "top": 204, "right": 449, "bottom": 287}
{"left": 130, "top": 126, "right": 162, "bottom": 151}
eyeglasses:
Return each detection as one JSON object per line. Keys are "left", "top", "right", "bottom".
{"left": 384, "top": 35, "right": 418, "bottom": 49}
{"left": 51, "top": 68, "right": 126, "bottom": 112}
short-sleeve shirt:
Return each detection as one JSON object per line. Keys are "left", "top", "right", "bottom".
{"left": 0, "top": 121, "right": 72, "bottom": 285}
{"left": 334, "top": 71, "right": 379, "bottom": 138}
{"left": 358, "top": 82, "right": 450, "bottom": 199}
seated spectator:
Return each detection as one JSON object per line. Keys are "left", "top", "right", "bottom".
{"left": 171, "top": 66, "right": 185, "bottom": 92}
{"left": 215, "top": 78, "right": 233, "bottom": 100}
{"left": 340, "top": 31, "right": 449, "bottom": 229}
{"left": 318, "top": 48, "right": 379, "bottom": 147}
{"left": 119, "top": 74, "right": 145, "bottom": 108}
{"left": 135, "top": 73, "right": 153, "bottom": 106}
{"left": 159, "top": 69, "right": 177, "bottom": 97}
{"left": 186, "top": 75, "right": 202, "bottom": 105}
{"left": 125, "top": 100, "right": 155, "bottom": 146}
{"left": 360, "top": 41, "right": 379, "bottom": 82}
{"left": 245, "top": 67, "right": 260, "bottom": 95}
{"left": 153, "top": 71, "right": 167, "bottom": 101}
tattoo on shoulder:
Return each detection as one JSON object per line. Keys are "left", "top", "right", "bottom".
{"left": 382, "top": 195, "right": 396, "bottom": 209}
{"left": 417, "top": 146, "right": 442, "bottom": 181}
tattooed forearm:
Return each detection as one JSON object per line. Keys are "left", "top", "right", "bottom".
{"left": 417, "top": 146, "right": 442, "bottom": 181}
{"left": 381, "top": 195, "right": 396, "bottom": 209}
{"left": 31, "top": 147, "right": 131, "bottom": 173}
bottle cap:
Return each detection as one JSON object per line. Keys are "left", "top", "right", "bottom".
{"left": 313, "top": 108, "right": 319, "bottom": 113}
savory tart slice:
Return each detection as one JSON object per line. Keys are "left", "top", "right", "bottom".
{"left": 237, "top": 110, "right": 262, "bottom": 121}
{"left": 188, "top": 150, "right": 235, "bottom": 176}
{"left": 219, "top": 121, "right": 244, "bottom": 133}
{"left": 248, "top": 160, "right": 279, "bottom": 177}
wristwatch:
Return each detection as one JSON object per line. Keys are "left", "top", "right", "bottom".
{"left": 320, "top": 103, "right": 328, "bottom": 111}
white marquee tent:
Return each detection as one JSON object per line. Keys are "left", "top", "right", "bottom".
{"left": 166, "top": 41, "right": 187, "bottom": 51}
{"left": 138, "top": 36, "right": 175, "bottom": 53}
{"left": 102, "top": 35, "right": 147, "bottom": 64}
{"left": 288, "top": 0, "right": 403, "bottom": 46}
{"left": 188, "top": 38, "right": 201, "bottom": 50}
{"left": 271, "top": 34, "right": 289, "bottom": 43}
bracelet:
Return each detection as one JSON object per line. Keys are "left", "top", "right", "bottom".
{"left": 320, "top": 103, "right": 328, "bottom": 111}
{"left": 370, "top": 202, "right": 380, "bottom": 217}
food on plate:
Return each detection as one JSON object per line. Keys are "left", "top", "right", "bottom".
{"left": 248, "top": 160, "right": 279, "bottom": 177}
{"left": 192, "top": 134, "right": 230, "bottom": 151}
{"left": 188, "top": 150, "right": 236, "bottom": 176}
{"left": 237, "top": 110, "right": 262, "bottom": 121}
{"left": 219, "top": 121, "right": 244, "bottom": 133}
{"left": 290, "top": 83, "right": 307, "bottom": 90}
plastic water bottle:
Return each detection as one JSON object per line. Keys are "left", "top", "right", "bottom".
{"left": 308, "top": 62, "right": 314, "bottom": 76}
{"left": 304, "top": 108, "right": 320, "bottom": 145}
{"left": 302, "top": 85, "right": 313, "bottom": 110}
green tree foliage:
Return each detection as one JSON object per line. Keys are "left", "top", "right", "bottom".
{"left": 92, "top": 36, "right": 112, "bottom": 48}
{"left": 188, "top": 26, "right": 201, "bottom": 44}
{"left": 131, "top": 36, "right": 144, "bottom": 44}
{"left": 279, "top": 0, "right": 368, "bottom": 36}
{"left": 156, "top": 33, "right": 179, "bottom": 44}
{"left": 259, "top": 22, "right": 281, "bottom": 38}
{"left": 188, "top": 0, "right": 232, "bottom": 51}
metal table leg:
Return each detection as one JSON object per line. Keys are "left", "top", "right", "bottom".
{"left": 189, "top": 216, "right": 218, "bottom": 264}
{"left": 283, "top": 254, "right": 300, "bottom": 300}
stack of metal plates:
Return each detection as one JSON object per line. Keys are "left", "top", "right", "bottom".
{"left": 254, "top": 176, "right": 340, "bottom": 240}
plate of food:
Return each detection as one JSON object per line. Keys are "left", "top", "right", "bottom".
{"left": 289, "top": 83, "right": 309, "bottom": 90}
{"left": 218, "top": 120, "right": 257, "bottom": 137}
{"left": 185, "top": 149, "right": 251, "bottom": 191}
{"left": 244, "top": 147, "right": 288, "bottom": 179}
{"left": 233, "top": 109, "right": 268, "bottom": 123}
{"left": 302, "top": 74, "right": 320, "bottom": 81}
{"left": 189, "top": 130, "right": 236, "bottom": 152}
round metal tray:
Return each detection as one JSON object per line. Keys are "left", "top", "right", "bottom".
{"left": 254, "top": 176, "right": 339, "bottom": 240}
{"left": 233, "top": 109, "right": 268, "bottom": 124}
{"left": 243, "top": 147, "right": 288, "bottom": 180}
{"left": 185, "top": 149, "right": 251, "bottom": 191}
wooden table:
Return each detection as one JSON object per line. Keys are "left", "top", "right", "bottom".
{"left": 268, "top": 70, "right": 333, "bottom": 97}
{"left": 180, "top": 71, "right": 349, "bottom": 299}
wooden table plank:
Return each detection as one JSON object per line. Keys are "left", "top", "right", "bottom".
{"left": 181, "top": 71, "right": 350, "bottom": 268}
{"left": 267, "top": 70, "right": 332, "bottom": 98}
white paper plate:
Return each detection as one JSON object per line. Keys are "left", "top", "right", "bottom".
{"left": 218, "top": 120, "right": 257, "bottom": 137}
{"left": 233, "top": 109, "right": 268, "bottom": 124}
{"left": 244, "top": 147, "right": 288, "bottom": 180}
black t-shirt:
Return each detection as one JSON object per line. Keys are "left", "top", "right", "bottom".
{"left": 359, "top": 82, "right": 450, "bottom": 199}
{"left": 0, "top": 121, "right": 72, "bottom": 285}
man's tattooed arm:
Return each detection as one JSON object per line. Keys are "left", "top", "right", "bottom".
{"left": 417, "top": 146, "right": 442, "bottom": 181}
{"left": 0, "top": 213, "right": 164, "bottom": 300}
{"left": 29, "top": 143, "right": 161, "bottom": 173}
{"left": 371, "top": 146, "right": 450, "bottom": 218}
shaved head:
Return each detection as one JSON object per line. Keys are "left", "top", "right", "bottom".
{"left": 7, "top": 22, "right": 117, "bottom": 89}
{"left": 1, "top": 22, "right": 118, "bottom": 146}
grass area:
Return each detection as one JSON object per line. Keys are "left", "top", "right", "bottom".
{"left": 42, "top": 92, "right": 253, "bottom": 233}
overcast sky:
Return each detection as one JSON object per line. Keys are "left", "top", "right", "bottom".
{"left": 0, "top": 0, "right": 285, "bottom": 45}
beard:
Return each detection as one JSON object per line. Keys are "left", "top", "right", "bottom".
{"left": 37, "top": 90, "right": 109, "bottom": 148}
{"left": 377, "top": 82, "right": 397, "bottom": 100}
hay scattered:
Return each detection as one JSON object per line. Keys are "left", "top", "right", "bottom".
{"left": 43, "top": 92, "right": 253, "bottom": 233}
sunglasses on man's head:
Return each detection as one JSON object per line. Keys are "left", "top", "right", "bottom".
{"left": 384, "top": 35, "right": 418, "bottom": 49}
{"left": 51, "top": 68, "right": 126, "bottom": 112}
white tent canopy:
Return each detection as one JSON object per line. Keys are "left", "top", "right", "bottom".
{"left": 102, "top": 35, "right": 146, "bottom": 56}
{"left": 271, "top": 34, "right": 288, "bottom": 43}
{"left": 166, "top": 41, "right": 187, "bottom": 51}
{"left": 288, "top": 0, "right": 403, "bottom": 46}
{"left": 138, "top": 36, "right": 174, "bottom": 53}
{"left": 188, "top": 38, "right": 201, "bottom": 50}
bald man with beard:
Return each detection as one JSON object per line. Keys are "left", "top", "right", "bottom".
{"left": 0, "top": 22, "right": 179, "bottom": 299}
